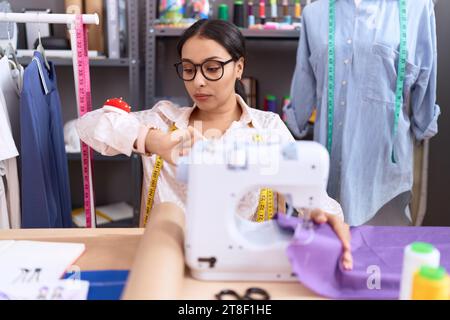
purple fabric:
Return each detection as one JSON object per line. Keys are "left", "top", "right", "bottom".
{"left": 277, "top": 214, "right": 450, "bottom": 299}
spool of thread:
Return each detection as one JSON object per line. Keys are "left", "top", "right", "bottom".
{"left": 218, "top": 4, "right": 229, "bottom": 21}
{"left": 259, "top": 0, "right": 266, "bottom": 24}
{"left": 270, "top": 0, "right": 277, "bottom": 20}
{"left": 399, "top": 242, "right": 441, "bottom": 300}
{"left": 282, "top": 95, "right": 291, "bottom": 108}
{"left": 248, "top": 1, "right": 255, "bottom": 27}
{"left": 283, "top": 15, "right": 292, "bottom": 24}
{"left": 282, "top": 0, "right": 289, "bottom": 16}
{"left": 233, "top": 1, "right": 245, "bottom": 28}
{"left": 266, "top": 94, "right": 277, "bottom": 113}
{"left": 281, "top": 96, "right": 291, "bottom": 124}
{"left": 295, "top": 0, "right": 302, "bottom": 19}
{"left": 412, "top": 266, "right": 450, "bottom": 300}
{"left": 248, "top": 15, "right": 256, "bottom": 27}
{"left": 282, "top": 0, "right": 291, "bottom": 24}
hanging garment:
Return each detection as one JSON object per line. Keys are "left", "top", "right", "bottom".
{"left": 0, "top": 164, "right": 9, "bottom": 228}
{"left": 63, "top": 119, "right": 81, "bottom": 153}
{"left": 278, "top": 214, "right": 450, "bottom": 299}
{"left": 0, "top": 56, "right": 23, "bottom": 150}
{"left": 0, "top": 56, "right": 23, "bottom": 229}
{"left": 0, "top": 88, "right": 18, "bottom": 229}
{"left": 0, "top": 157, "right": 20, "bottom": 229}
{"left": 20, "top": 52, "right": 72, "bottom": 228}
{"left": 285, "top": 0, "right": 440, "bottom": 225}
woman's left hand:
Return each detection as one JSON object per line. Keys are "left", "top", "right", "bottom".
{"left": 309, "top": 209, "right": 353, "bottom": 271}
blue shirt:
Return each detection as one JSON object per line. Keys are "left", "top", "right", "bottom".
{"left": 284, "top": 0, "right": 440, "bottom": 225}
{"left": 20, "top": 52, "right": 72, "bottom": 228}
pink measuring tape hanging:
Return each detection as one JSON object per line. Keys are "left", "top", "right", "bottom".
{"left": 74, "top": 14, "right": 96, "bottom": 228}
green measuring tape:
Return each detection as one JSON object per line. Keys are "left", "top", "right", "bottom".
{"left": 393, "top": 0, "right": 408, "bottom": 163}
{"left": 327, "top": 0, "right": 336, "bottom": 153}
{"left": 327, "top": 0, "right": 407, "bottom": 163}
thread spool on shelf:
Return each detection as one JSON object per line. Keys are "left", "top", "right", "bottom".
{"left": 282, "top": 0, "right": 291, "bottom": 24}
{"left": 295, "top": 0, "right": 302, "bottom": 20}
{"left": 259, "top": 0, "right": 266, "bottom": 25}
{"left": 233, "top": 1, "right": 245, "bottom": 28}
{"left": 218, "top": 4, "right": 229, "bottom": 21}
{"left": 264, "top": 94, "right": 277, "bottom": 113}
{"left": 248, "top": 1, "right": 255, "bottom": 27}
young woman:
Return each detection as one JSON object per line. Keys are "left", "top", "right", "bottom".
{"left": 77, "top": 19, "right": 353, "bottom": 269}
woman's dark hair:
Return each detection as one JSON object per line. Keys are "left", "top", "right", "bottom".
{"left": 177, "top": 19, "right": 247, "bottom": 101}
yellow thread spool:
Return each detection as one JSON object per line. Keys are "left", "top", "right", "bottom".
{"left": 412, "top": 266, "right": 450, "bottom": 300}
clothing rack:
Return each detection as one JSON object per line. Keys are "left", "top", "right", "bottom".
{"left": 0, "top": 12, "right": 98, "bottom": 24}
{"left": 0, "top": 12, "right": 99, "bottom": 228}
{"left": 0, "top": 12, "right": 99, "bottom": 109}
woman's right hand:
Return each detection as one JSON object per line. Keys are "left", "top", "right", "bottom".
{"left": 309, "top": 209, "right": 353, "bottom": 271}
{"left": 145, "top": 126, "right": 203, "bottom": 165}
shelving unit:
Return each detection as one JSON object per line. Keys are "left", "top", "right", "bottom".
{"left": 145, "top": 0, "right": 301, "bottom": 113}
{"left": 153, "top": 26, "right": 300, "bottom": 39}
{"left": 17, "top": 57, "right": 131, "bottom": 67}
{"left": 66, "top": 152, "right": 130, "bottom": 162}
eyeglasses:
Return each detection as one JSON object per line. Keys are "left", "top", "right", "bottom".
{"left": 174, "top": 59, "right": 234, "bottom": 81}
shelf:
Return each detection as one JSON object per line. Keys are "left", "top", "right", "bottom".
{"left": 17, "top": 57, "right": 133, "bottom": 67}
{"left": 97, "top": 217, "right": 136, "bottom": 228}
{"left": 72, "top": 218, "right": 136, "bottom": 228}
{"left": 67, "top": 152, "right": 130, "bottom": 162}
{"left": 152, "top": 27, "right": 300, "bottom": 39}
{"left": 243, "top": 28, "right": 300, "bottom": 39}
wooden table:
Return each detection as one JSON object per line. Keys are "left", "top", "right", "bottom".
{"left": 0, "top": 228, "right": 321, "bottom": 300}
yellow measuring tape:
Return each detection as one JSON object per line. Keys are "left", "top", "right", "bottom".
{"left": 257, "top": 188, "right": 268, "bottom": 222}
{"left": 253, "top": 133, "right": 276, "bottom": 223}
{"left": 71, "top": 208, "right": 114, "bottom": 223}
{"left": 143, "top": 124, "right": 177, "bottom": 227}
{"left": 267, "top": 189, "right": 274, "bottom": 220}
{"left": 143, "top": 125, "right": 276, "bottom": 227}
{"left": 256, "top": 188, "right": 275, "bottom": 222}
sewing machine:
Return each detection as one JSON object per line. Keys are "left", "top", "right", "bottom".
{"left": 177, "top": 129, "right": 330, "bottom": 281}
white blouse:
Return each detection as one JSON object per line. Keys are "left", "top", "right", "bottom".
{"left": 76, "top": 94, "right": 344, "bottom": 221}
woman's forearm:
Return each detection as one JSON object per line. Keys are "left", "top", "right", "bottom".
{"left": 144, "top": 128, "right": 165, "bottom": 155}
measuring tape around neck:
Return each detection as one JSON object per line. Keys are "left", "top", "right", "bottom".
{"left": 143, "top": 126, "right": 276, "bottom": 227}
{"left": 327, "top": 0, "right": 407, "bottom": 163}
{"left": 75, "top": 14, "right": 96, "bottom": 228}
{"left": 327, "top": 0, "right": 336, "bottom": 154}
{"left": 393, "top": 0, "right": 408, "bottom": 163}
